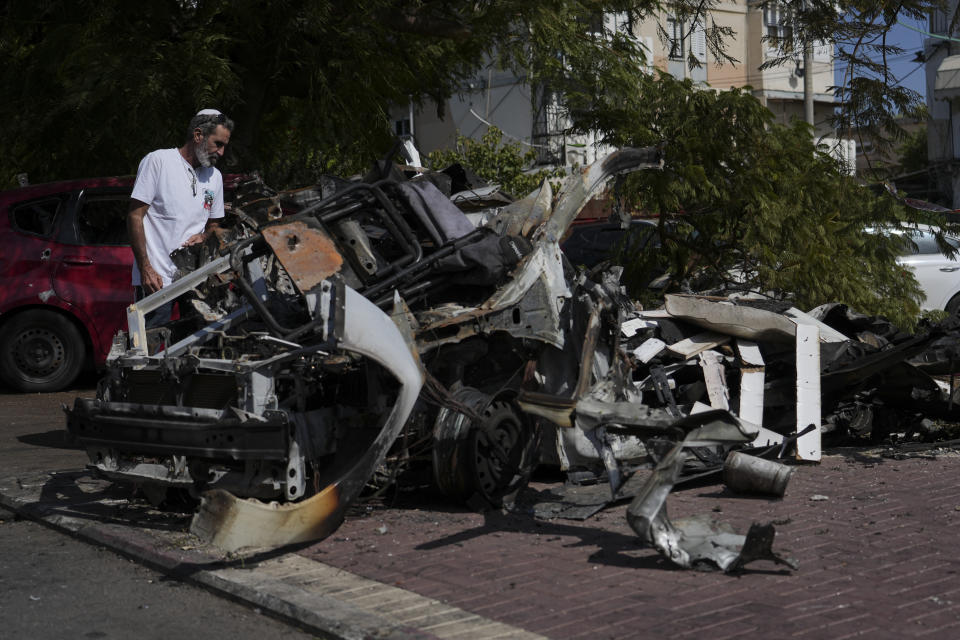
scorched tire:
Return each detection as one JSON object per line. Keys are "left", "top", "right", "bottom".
{"left": 432, "top": 387, "right": 539, "bottom": 510}
{"left": 0, "top": 310, "right": 86, "bottom": 392}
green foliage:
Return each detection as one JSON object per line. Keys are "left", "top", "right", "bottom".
{"left": 426, "top": 127, "right": 563, "bottom": 197}
{"left": 777, "top": 0, "right": 932, "bottom": 153}
{"left": 606, "top": 73, "right": 946, "bottom": 330}
{"left": 0, "top": 0, "right": 937, "bottom": 193}
{"left": 897, "top": 125, "right": 928, "bottom": 175}
{"left": 0, "top": 0, "right": 678, "bottom": 188}
{"left": 0, "top": 0, "right": 946, "bottom": 329}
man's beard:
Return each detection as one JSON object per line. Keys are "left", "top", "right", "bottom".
{"left": 195, "top": 140, "right": 217, "bottom": 167}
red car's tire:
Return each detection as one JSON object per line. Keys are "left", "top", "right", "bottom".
{"left": 0, "top": 310, "right": 85, "bottom": 392}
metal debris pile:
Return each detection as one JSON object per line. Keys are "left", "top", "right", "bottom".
{"left": 65, "top": 147, "right": 960, "bottom": 572}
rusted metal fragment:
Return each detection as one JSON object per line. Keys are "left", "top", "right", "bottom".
{"left": 262, "top": 220, "right": 343, "bottom": 293}
{"left": 540, "top": 147, "right": 662, "bottom": 244}
{"left": 625, "top": 411, "right": 797, "bottom": 572}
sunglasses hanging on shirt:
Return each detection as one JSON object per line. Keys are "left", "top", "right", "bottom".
{"left": 186, "top": 165, "right": 197, "bottom": 196}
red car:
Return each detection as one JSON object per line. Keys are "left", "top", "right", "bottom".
{"left": 0, "top": 177, "right": 137, "bottom": 392}
{"left": 0, "top": 174, "right": 252, "bottom": 392}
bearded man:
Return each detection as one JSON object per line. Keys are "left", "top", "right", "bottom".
{"left": 127, "top": 109, "right": 233, "bottom": 326}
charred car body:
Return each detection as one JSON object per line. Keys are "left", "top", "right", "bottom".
{"left": 65, "top": 148, "right": 676, "bottom": 549}
{"left": 70, "top": 146, "right": 929, "bottom": 570}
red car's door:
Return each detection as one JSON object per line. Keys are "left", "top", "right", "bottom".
{"left": 51, "top": 188, "right": 135, "bottom": 362}
{"left": 0, "top": 194, "right": 66, "bottom": 310}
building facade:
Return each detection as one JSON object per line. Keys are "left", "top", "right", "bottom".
{"left": 398, "top": 2, "right": 850, "bottom": 171}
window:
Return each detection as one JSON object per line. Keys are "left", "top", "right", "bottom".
{"left": 395, "top": 118, "right": 411, "bottom": 137}
{"left": 764, "top": 4, "right": 794, "bottom": 54}
{"left": 76, "top": 195, "right": 130, "bottom": 246}
{"left": 604, "top": 11, "right": 632, "bottom": 37}
{"left": 667, "top": 17, "right": 684, "bottom": 61}
{"left": 11, "top": 197, "right": 61, "bottom": 237}
{"left": 690, "top": 21, "right": 707, "bottom": 63}
{"left": 905, "top": 232, "right": 960, "bottom": 256}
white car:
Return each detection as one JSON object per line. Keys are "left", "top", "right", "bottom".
{"left": 887, "top": 225, "right": 960, "bottom": 314}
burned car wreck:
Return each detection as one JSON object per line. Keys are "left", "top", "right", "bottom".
{"left": 65, "top": 146, "right": 956, "bottom": 571}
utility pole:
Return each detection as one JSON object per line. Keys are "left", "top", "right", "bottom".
{"left": 804, "top": 39, "right": 814, "bottom": 128}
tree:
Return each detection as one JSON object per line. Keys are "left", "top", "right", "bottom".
{"left": 606, "top": 73, "right": 942, "bottom": 329}
{"left": 0, "top": 0, "right": 673, "bottom": 187}
{"left": 0, "top": 0, "right": 951, "bottom": 326}
{"left": 0, "top": 1, "right": 940, "bottom": 188}
{"left": 897, "top": 125, "right": 929, "bottom": 175}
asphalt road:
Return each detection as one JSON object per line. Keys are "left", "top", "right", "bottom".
{"left": 0, "top": 505, "right": 319, "bottom": 640}
{"left": 0, "top": 376, "right": 319, "bottom": 640}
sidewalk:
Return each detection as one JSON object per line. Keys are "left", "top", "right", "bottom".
{"left": 2, "top": 389, "right": 960, "bottom": 638}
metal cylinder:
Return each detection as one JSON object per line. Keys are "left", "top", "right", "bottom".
{"left": 723, "top": 451, "right": 794, "bottom": 497}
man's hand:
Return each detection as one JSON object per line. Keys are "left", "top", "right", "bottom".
{"left": 183, "top": 232, "right": 207, "bottom": 246}
{"left": 140, "top": 263, "right": 164, "bottom": 294}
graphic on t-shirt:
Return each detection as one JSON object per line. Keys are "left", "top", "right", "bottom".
{"left": 203, "top": 189, "right": 214, "bottom": 212}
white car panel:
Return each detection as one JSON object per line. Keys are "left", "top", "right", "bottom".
{"left": 894, "top": 228, "right": 960, "bottom": 312}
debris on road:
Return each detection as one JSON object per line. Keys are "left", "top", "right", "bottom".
{"left": 64, "top": 145, "right": 960, "bottom": 571}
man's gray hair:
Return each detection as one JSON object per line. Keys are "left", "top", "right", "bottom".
{"left": 187, "top": 111, "right": 234, "bottom": 140}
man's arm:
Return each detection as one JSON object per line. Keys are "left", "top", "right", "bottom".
{"left": 127, "top": 199, "right": 163, "bottom": 294}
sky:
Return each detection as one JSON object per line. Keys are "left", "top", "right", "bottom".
{"left": 835, "top": 15, "right": 929, "bottom": 101}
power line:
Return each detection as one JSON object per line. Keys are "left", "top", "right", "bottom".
{"left": 898, "top": 19, "right": 960, "bottom": 43}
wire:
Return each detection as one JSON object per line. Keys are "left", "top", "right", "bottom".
{"left": 898, "top": 19, "right": 960, "bottom": 43}
{"left": 467, "top": 108, "right": 549, "bottom": 148}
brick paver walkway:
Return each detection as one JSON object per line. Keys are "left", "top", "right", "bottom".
{"left": 300, "top": 452, "right": 960, "bottom": 639}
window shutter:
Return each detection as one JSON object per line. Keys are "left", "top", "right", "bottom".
{"left": 691, "top": 22, "right": 707, "bottom": 63}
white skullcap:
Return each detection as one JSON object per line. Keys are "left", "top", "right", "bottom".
{"left": 196, "top": 108, "right": 222, "bottom": 116}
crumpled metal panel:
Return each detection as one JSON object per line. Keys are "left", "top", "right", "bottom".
{"left": 625, "top": 411, "right": 798, "bottom": 572}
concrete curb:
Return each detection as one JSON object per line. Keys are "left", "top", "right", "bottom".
{"left": 0, "top": 471, "right": 544, "bottom": 640}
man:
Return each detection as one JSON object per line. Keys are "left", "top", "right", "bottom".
{"left": 127, "top": 109, "right": 233, "bottom": 325}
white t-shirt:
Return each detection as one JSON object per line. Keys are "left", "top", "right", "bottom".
{"left": 130, "top": 148, "right": 225, "bottom": 286}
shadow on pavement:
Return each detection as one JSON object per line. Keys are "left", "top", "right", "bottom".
{"left": 18, "top": 430, "right": 82, "bottom": 450}
{"left": 34, "top": 471, "right": 194, "bottom": 534}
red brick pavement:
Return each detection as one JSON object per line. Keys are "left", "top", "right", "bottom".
{"left": 299, "top": 453, "right": 960, "bottom": 639}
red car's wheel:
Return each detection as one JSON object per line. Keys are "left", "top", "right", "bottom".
{"left": 0, "top": 310, "right": 85, "bottom": 392}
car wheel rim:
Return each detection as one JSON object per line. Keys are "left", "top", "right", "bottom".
{"left": 471, "top": 402, "right": 528, "bottom": 501}
{"left": 12, "top": 328, "right": 65, "bottom": 378}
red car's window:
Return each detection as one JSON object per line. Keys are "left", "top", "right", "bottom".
{"left": 77, "top": 195, "right": 130, "bottom": 246}
{"left": 11, "top": 197, "right": 62, "bottom": 237}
